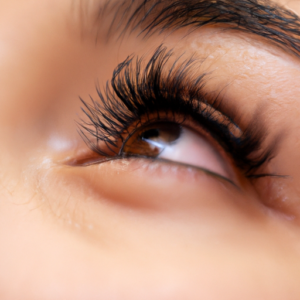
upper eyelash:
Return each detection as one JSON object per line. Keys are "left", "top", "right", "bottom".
{"left": 78, "top": 45, "right": 276, "bottom": 178}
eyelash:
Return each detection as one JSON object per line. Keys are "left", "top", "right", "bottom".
{"left": 78, "top": 45, "right": 274, "bottom": 178}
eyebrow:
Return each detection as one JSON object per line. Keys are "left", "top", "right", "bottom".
{"left": 90, "top": 0, "right": 300, "bottom": 56}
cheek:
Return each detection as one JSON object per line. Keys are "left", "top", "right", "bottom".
{"left": 16, "top": 158, "right": 300, "bottom": 300}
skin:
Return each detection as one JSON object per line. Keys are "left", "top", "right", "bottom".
{"left": 1, "top": 0, "right": 300, "bottom": 299}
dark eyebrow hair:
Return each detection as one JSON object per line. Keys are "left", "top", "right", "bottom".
{"left": 91, "top": 0, "right": 300, "bottom": 56}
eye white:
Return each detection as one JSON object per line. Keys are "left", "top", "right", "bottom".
{"left": 158, "top": 127, "right": 232, "bottom": 179}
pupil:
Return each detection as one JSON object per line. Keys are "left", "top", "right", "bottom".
{"left": 141, "top": 128, "right": 160, "bottom": 140}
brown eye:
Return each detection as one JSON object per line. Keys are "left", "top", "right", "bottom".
{"left": 121, "top": 122, "right": 181, "bottom": 157}
{"left": 121, "top": 121, "right": 234, "bottom": 180}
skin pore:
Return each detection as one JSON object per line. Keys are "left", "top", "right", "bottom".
{"left": 2, "top": 0, "right": 300, "bottom": 299}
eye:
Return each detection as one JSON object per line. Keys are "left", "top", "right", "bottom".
{"left": 121, "top": 121, "right": 233, "bottom": 180}
{"left": 121, "top": 122, "right": 181, "bottom": 157}
{"left": 75, "top": 45, "right": 275, "bottom": 180}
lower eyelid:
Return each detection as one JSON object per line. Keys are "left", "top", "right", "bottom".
{"left": 63, "top": 146, "right": 292, "bottom": 216}
{"left": 64, "top": 152, "right": 238, "bottom": 189}
{"left": 78, "top": 156, "right": 240, "bottom": 200}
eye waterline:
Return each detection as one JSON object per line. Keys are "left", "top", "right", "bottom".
{"left": 66, "top": 155, "right": 240, "bottom": 189}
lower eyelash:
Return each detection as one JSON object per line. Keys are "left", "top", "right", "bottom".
{"left": 78, "top": 45, "right": 276, "bottom": 178}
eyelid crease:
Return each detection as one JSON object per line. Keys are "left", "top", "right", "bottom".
{"left": 77, "top": 44, "right": 277, "bottom": 178}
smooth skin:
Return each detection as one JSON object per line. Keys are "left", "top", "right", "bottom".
{"left": 1, "top": 0, "right": 300, "bottom": 299}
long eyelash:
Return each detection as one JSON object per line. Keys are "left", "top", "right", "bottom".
{"left": 78, "top": 45, "right": 275, "bottom": 177}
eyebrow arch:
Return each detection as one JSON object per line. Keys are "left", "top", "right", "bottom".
{"left": 91, "top": 0, "right": 300, "bottom": 56}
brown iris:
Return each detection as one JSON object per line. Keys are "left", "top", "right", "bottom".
{"left": 121, "top": 122, "right": 182, "bottom": 157}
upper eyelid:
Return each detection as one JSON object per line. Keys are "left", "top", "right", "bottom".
{"left": 77, "top": 44, "right": 277, "bottom": 177}
{"left": 86, "top": 0, "right": 300, "bottom": 57}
